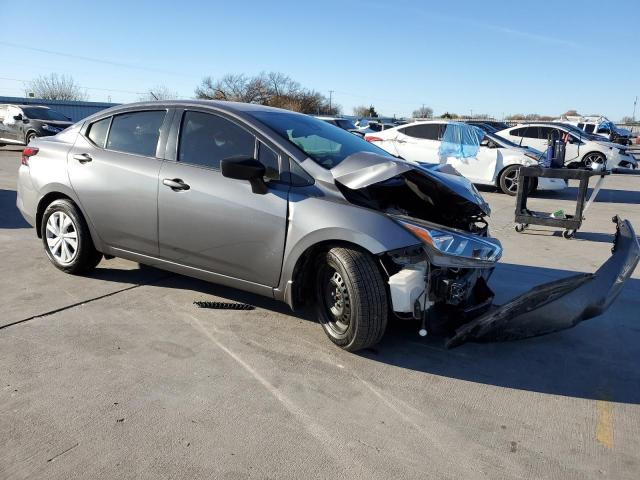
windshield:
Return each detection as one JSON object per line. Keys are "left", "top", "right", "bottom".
{"left": 249, "top": 111, "right": 394, "bottom": 169}
{"left": 22, "top": 107, "right": 69, "bottom": 121}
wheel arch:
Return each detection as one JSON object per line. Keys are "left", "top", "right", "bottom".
{"left": 35, "top": 188, "right": 104, "bottom": 251}
{"left": 24, "top": 129, "right": 38, "bottom": 143}
{"left": 279, "top": 238, "right": 391, "bottom": 311}
{"left": 581, "top": 150, "right": 606, "bottom": 163}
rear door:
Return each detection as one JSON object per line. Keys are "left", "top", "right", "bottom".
{"left": 394, "top": 123, "right": 441, "bottom": 163}
{"left": 512, "top": 126, "right": 547, "bottom": 151}
{"left": 67, "top": 109, "right": 171, "bottom": 255}
{"left": 157, "top": 108, "right": 288, "bottom": 287}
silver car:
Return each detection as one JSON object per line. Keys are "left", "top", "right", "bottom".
{"left": 16, "top": 101, "right": 639, "bottom": 351}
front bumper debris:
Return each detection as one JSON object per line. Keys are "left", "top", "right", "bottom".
{"left": 446, "top": 216, "right": 639, "bottom": 348}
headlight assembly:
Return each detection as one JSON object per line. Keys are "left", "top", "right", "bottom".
{"left": 42, "top": 124, "right": 62, "bottom": 133}
{"left": 395, "top": 217, "right": 502, "bottom": 268}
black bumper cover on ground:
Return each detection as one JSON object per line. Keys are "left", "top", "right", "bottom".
{"left": 446, "top": 216, "right": 639, "bottom": 348}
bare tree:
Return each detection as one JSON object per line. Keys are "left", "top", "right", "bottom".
{"left": 352, "top": 105, "right": 370, "bottom": 118}
{"left": 194, "top": 72, "right": 340, "bottom": 115}
{"left": 26, "top": 74, "right": 87, "bottom": 101}
{"left": 412, "top": 106, "right": 433, "bottom": 119}
{"left": 139, "top": 85, "right": 179, "bottom": 101}
{"left": 563, "top": 109, "right": 579, "bottom": 117}
{"left": 621, "top": 116, "right": 636, "bottom": 124}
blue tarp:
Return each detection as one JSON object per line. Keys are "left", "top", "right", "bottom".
{"left": 437, "top": 122, "right": 485, "bottom": 159}
{"left": 597, "top": 120, "right": 615, "bottom": 134}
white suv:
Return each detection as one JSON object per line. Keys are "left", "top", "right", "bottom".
{"left": 497, "top": 123, "right": 637, "bottom": 170}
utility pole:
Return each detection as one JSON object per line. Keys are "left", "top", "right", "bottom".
{"left": 329, "top": 90, "right": 334, "bottom": 114}
{"left": 633, "top": 96, "right": 638, "bottom": 122}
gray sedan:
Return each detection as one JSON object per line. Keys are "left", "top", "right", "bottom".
{"left": 16, "top": 101, "right": 639, "bottom": 351}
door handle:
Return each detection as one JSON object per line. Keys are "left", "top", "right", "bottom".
{"left": 163, "top": 178, "right": 190, "bottom": 191}
{"left": 395, "top": 139, "right": 407, "bottom": 143}
{"left": 73, "top": 153, "right": 92, "bottom": 163}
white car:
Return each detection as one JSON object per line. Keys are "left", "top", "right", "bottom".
{"left": 497, "top": 123, "right": 637, "bottom": 170}
{"left": 365, "top": 120, "right": 566, "bottom": 195}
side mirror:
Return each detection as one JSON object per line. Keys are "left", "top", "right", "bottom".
{"left": 220, "top": 156, "right": 268, "bottom": 194}
{"left": 13, "top": 114, "right": 22, "bottom": 121}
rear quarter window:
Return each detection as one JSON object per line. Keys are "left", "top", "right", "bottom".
{"left": 86, "top": 117, "right": 111, "bottom": 148}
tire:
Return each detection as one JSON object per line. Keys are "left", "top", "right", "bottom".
{"left": 498, "top": 165, "right": 524, "bottom": 196}
{"left": 41, "top": 199, "right": 102, "bottom": 274}
{"left": 582, "top": 152, "right": 605, "bottom": 169}
{"left": 25, "top": 131, "right": 37, "bottom": 144}
{"left": 314, "top": 247, "right": 388, "bottom": 351}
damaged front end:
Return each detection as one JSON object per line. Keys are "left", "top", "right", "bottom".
{"left": 446, "top": 216, "right": 639, "bottom": 348}
{"left": 331, "top": 153, "right": 639, "bottom": 347}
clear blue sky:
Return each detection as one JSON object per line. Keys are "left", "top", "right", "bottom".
{"left": 1, "top": 0, "right": 638, "bottom": 119}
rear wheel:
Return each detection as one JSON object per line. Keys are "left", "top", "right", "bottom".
{"left": 314, "top": 247, "right": 388, "bottom": 351}
{"left": 41, "top": 199, "right": 102, "bottom": 274}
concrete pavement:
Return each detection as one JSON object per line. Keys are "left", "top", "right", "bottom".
{"left": 1, "top": 147, "right": 639, "bottom": 479}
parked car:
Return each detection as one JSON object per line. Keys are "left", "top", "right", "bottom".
{"left": 16, "top": 101, "right": 638, "bottom": 351}
{"left": 464, "top": 122, "right": 500, "bottom": 134}
{"left": 315, "top": 116, "right": 364, "bottom": 137}
{"left": 497, "top": 123, "right": 637, "bottom": 169}
{"left": 364, "top": 120, "right": 566, "bottom": 195}
{"left": 0, "top": 105, "right": 73, "bottom": 146}
{"left": 560, "top": 116, "right": 632, "bottom": 145}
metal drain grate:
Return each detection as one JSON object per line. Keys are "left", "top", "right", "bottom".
{"left": 194, "top": 301, "right": 255, "bottom": 310}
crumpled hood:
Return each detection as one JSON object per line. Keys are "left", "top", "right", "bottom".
{"left": 331, "top": 151, "right": 491, "bottom": 216}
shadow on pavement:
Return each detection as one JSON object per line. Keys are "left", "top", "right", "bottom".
{"left": 0, "top": 189, "right": 30, "bottom": 229}
{"left": 84, "top": 260, "right": 640, "bottom": 404}
{"left": 535, "top": 186, "right": 640, "bottom": 204}
{"left": 364, "top": 262, "right": 640, "bottom": 405}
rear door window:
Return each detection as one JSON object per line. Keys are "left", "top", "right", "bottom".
{"left": 106, "top": 110, "right": 166, "bottom": 157}
{"left": 401, "top": 124, "right": 440, "bottom": 140}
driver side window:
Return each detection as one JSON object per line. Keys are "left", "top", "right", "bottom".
{"left": 178, "top": 111, "right": 255, "bottom": 170}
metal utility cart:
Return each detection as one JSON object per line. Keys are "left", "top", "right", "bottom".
{"left": 514, "top": 166, "right": 609, "bottom": 239}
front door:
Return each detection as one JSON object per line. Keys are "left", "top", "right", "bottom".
{"left": 158, "top": 109, "right": 288, "bottom": 287}
{"left": 67, "top": 109, "right": 169, "bottom": 255}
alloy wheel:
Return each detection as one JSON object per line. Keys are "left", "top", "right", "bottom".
{"left": 583, "top": 153, "right": 604, "bottom": 169}
{"left": 45, "top": 211, "right": 79, "bottom": 265}
{"left": 503, "top": 168, "right": 519, "bottom": 194}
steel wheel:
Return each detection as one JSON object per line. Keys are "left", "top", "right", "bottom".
{"left": 321, "top": 268, "right": 352, "bottom": 336}
{"left": 45, "top": 211, "right": 78, "bottom": 265}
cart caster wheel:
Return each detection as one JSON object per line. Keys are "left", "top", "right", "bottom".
{"left": 515, "top": 224, "right": 526, "bottom": 233}
{"left": 563, "top": 230, "right": 575, "bottom": 239}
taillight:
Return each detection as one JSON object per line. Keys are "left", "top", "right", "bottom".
{"left": 365, "top": 135, "right": 383, "bottom": 143}
{"left": 21, "top": 147, "right": 39, "bottom": 166}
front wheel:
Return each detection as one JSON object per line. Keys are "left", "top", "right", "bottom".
{"left": 25, "top": 132, "right": 37, "bottom": 144}
{"left": 314, "top": 247, "right": 388, "bottom": 351}
{"left": 582, "top": 152, "right": 605, "bottom": 169}
{"left": 498, "top": 165, "right": 526, "bottom": 196}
